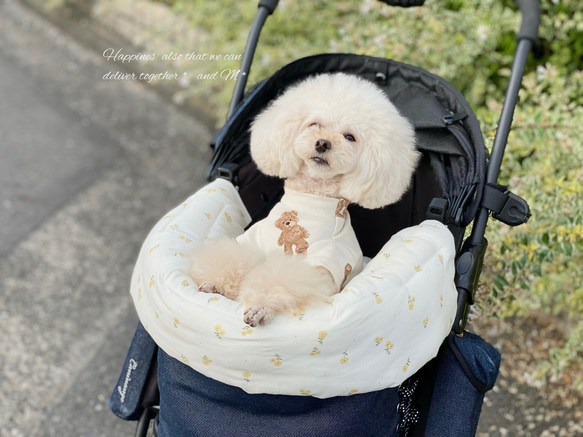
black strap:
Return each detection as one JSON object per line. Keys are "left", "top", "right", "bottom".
{"left": 480, "top": 183, "right": 509, "bottom": 213}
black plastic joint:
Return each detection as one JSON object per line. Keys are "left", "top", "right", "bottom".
{"left": 426, "top": 198, "right": 449, "bottom": 223}
{"left": 482, "top": 183, "right": 530, "bottom": 226}
{"left": 378, "top": 0, "right": 425, "bottom": 7}
{"left": 453, "top": 238, "right": 488, "bottom": 334}
{"left": 493, "top": 192, "right": 531, "bottom": 226}
{"left": 258, "top": 0, "right": 279, "bottom": 14}
{"left": 213, "top": 162, "right": 240, "bottom": 185}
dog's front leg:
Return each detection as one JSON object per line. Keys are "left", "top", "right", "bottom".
{"left": 188, "top": 239, "right": 264, "bottom": 301}
{"left": 239, "top": 254, "right": 336, "bottom": 327}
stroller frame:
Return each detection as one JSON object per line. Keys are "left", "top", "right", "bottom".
{"left": 216, "top": 0, "right": 537, "bottom": 335}
{"left": 112, "top": 1, "right": 540, "bottom": 436}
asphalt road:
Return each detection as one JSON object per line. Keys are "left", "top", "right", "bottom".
{"left": 0, "top": 1, "right": 211, "bottom": 435}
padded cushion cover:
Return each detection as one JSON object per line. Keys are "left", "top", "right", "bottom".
{"left": 131, "top": 178, "right": 457, "bottom": 398}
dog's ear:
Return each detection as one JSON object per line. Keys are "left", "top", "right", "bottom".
{"left": 249, "top": 95, "right": 305, "bottom": 178}
{"left": 340, "top": 113, "right": 420, "bottom": 209}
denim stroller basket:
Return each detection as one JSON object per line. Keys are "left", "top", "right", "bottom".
{"left": 110, "top": 0, "right": 539, "bottom": 435}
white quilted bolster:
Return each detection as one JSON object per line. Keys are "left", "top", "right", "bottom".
{"left": 131, "top": 178, "right": 457, "bottom": 399}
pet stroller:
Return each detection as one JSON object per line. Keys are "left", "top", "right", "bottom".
{"left": 110, "top": 0, "right": 539, "bottom": 435}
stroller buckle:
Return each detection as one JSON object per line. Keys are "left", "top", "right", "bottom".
{"left": 493, "top": 191, "right": 531, "bottom": 226}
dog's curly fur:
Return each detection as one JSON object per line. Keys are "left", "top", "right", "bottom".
{"left": 189, "top": 73, "right": 419, "bottom": 326}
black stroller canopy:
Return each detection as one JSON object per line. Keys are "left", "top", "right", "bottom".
{"left": 210, "top": 53, "right": 487, "bottom": 250}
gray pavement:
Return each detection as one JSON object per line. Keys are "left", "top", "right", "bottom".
{"left": 0, "top": 1, "right": 211, "bottom": 435}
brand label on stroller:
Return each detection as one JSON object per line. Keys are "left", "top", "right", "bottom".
{"left": 117, "top": 358, "right": 138, "bottom": 404}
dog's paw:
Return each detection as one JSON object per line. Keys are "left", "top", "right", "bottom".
{"left": 198, "top": 282, "right": 220, "bottom": 294}
{"left": 244, "top": 306, "right": 273, "bottom": 327}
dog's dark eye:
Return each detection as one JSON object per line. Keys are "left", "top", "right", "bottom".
{"left": 309, "top": 122, "right": 320, "bottom": 128}
{"left": 344, "top": 134, "right": 356, "bottom": 142}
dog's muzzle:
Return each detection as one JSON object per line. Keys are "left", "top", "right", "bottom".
{"left": 311, "top": 139, "right": 331, "bottom": 166}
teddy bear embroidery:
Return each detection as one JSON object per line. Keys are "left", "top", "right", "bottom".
{"left": 275, "top": 210, "right": 310, "bottom": 255}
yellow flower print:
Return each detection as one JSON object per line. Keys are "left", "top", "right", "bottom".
{"left": 370, "top": 275, "right": 383, "bottom": 280}
{"left": 385, "top": 340, "right": 395, "bottom": 354}
{"left": 214, "top": 325, "right": 226, "bottom": 339}
{"left": 310, "top": 348, "right": 321, "bottom": 356}
{"left": 241, "top": 325, "right": 254, "bottom": 336}
{"left": 414, "top": 265, "right": 422, "bottom": 272}
{"left": 402, "top": 358, "right": 411, "bottom": 372}
{"left": 437, "top": 254, "right": 444, "bottom": 264}
{"left": 149, "top": 276, "right": 155, "bottom": 288}
{"left": 299, "top": 389, "right": 311, "bottom": 395}
{"left": 408, "top": 295, "right": 416, "bottom": 310}
{"left": 423, "top": 318, "right": 429, "bottom": 328}
{"left": 174, "top": 252, "right": 185, "bottom": 257}
{"left": 202, "top": 356, "right": 212, "bottom": 366}
{"left": 340, "top": 352, "right": 349, "bottom": 365}
{"left": 371, "top": 292, "right": 383, "bottom": 304}
{"left": 270, "top": 354, "right": 283, "bottom": 367}
{"left": 169, "top": 224, "right": 179, "bottom": 230}
{"left": 348, "top": 389, "right": 359, "bottom": 395}
{"left": 137, "top": 274, "right": 141, "bottom": 284}
{"left": 206, "top": 189, "right": 216, "bottom": 194}
{"left": 181, "top": 279, "right": 190, "bottom": 287}
{"left": 383, "top": 252, "right": 391, "bottom": 260}
{"left": 293, "top": 308, "right": 306, "bottom": 320}
{"left": 138, "top": 287, "right": 142, "bottom": 300}
{"left": 374, "top": 336, "right": 384, "bottom": 346}
{"left": 181, "top": 355, "right": 190, "bottom": 364}
{"left": 154, "top": 310, "right": 159, "bottom": 319}
{"left": 148, "top": 245, "right": 159, "bottom": 254}
{"left": 224, "top": 212, "right": 232, "bottom": 223}
{"left": 317, "top": 331, "right": 328, "bottom": 345}
{"left": 342, "top": 288, "right": 350, "bottom": 293}
{"left": 205, "top": 213, "right": 212, "bottom": 220}
{"left": 440, "top": 294, "right": 444, "bottom": 308}
{"left": 243, "top": 371, "right": 251, "bottom": 382}
{"left": 207, "top": 295, "right": 220, "bottom": 304}
{"left": 182, "top": 202, "right": 188, "bottom": 207}
{"left": 179, "top": 235, "right": 191, "bottom": 243}
{"left": 173, "top": 317, "right": 180, "bottom": 328}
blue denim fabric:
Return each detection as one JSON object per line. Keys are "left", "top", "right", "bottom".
{"left": 424, "top": 332, "right": 501, "bottom": 437}
{"left": 157, "top": 348, "right": 401, "bottom": 437}
{"left": 109, "top": 323, "right": 158, "bottom": 420}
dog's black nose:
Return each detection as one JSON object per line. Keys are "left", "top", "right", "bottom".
{"left": 315, "top": 139, "right": 331, "bottom": 154}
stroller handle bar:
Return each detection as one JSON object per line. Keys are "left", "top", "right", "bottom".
{"left": 514, "top": 0, "right": 541, "bottom": 43}
{"left": 226, "top": 0, "right": 540, "bottom": 121}
{"left": 377, "top": 0, "right": 426, "bottom": 6}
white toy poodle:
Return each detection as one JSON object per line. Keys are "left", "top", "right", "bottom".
{"left": 189, "top": 73, "right": 419, "bottom": 326}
